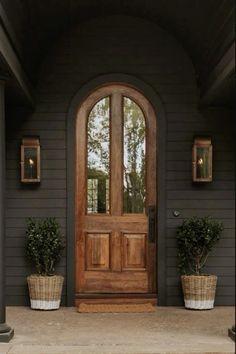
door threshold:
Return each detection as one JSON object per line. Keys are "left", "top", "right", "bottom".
{"left": 76, "top": 293, "right": 157, "bottom": 307}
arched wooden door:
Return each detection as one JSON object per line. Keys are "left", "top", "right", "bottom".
{"left": 75, "top": 85, "right": 157, "bottom": 304}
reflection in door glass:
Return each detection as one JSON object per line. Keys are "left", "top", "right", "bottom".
{"left": 87, "top": 97, "right": 110, "bottom": 214}
{"left": 123, "top": 97, "right": 146, "bottom": 213}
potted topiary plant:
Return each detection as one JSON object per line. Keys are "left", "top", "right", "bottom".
{"left": 176, "top": 216, "right": 223, "bottom": 310}
{"left": 26, "top": 217, "right": 64, "bottom": 310}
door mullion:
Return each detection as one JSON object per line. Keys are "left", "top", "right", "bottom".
{"left": 110, "top": 92, "right": 123, "bottom": 216}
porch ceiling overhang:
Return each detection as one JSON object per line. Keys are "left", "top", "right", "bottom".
{"left": 0, "top": 0, "right": 235, "bottom": 107}
{"left": 0, "top": 23, "right": 34, "bottom": 106}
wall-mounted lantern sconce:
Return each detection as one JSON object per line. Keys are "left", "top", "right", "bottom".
{"left": 192, "top": 137, "right": 212, "bottom": 182}
{"left": 20, "top": 137, "right": 40, "bottom": 183}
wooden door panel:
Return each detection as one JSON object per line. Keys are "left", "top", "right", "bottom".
{"left": 85, "top": 233, "right": 110, "bottom": 270}
{"left": 122, "top": 233, "right": 147, "bottom": 271}
{"left": 83, "top": 270, "right": 148, "bottom": 293}
{"left": 83, "top": 215, "right": 147, "bottom": 232}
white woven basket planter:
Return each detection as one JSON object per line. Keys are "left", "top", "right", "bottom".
{"left": 27, "top": 275, "right": 64, "bottom": 310}
{"left": 181, "top": 275, "right": 217, "bottom": 310}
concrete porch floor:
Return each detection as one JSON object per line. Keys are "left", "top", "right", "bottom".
{"left": 0, "top": 306, "right": 235, "bottom": 354}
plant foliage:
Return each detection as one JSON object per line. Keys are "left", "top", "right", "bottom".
{"left": 176, "top": 216, "right": 223, "bottom": 275}
{"left": 26, "top": 217, "right": 64, "bottom": 276}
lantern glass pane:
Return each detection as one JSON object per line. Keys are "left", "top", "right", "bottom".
{"left": 24, "top": 147, "right": 38, "bottom": 179}
{"left": 196, "top": 147, "right": 209, "bottom": 179}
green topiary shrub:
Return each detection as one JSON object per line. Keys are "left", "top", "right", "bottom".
{"left": 176, "top": 216, "right": 223, "bottom": 276}
{"left": 26, "top": 217, "right": 64, "bottom": 276}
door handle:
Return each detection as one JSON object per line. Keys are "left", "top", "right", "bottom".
{"left": 148, "top": 205, "right": 156, "bottom": 243}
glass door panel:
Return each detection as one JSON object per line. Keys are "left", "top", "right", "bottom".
{"left": 123, "top": 97, "right": 146, "bottom": 213}
{"left": 87, "top": 97, "right": 110, "bottom": 214}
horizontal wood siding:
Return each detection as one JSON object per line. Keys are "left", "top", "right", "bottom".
{"left": 5, "top": 15, "right": 235, "bottom": 305}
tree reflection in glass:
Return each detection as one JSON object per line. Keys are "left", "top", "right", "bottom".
{"left": 123, "top": 97, "right": 146, "bottom": 213}
{"left": 87, "top": 97, "right": 110, "bottom": 214}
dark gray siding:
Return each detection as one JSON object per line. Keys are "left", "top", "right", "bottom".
{"left": 5, "top": 15, "right": 235, "bottom": 306}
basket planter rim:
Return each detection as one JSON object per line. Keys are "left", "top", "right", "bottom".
{"left": 181, "top": 274, "right": 217, "bottom": 278}
{"left": 27, "top": 274, "right": 64, "bottom": 279}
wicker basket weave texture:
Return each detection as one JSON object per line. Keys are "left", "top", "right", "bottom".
{"left": 27, "top": 275, "right": 64, "bottom": 301}
{"left": 181, "top": 275, "right": 217, "bottom": 301}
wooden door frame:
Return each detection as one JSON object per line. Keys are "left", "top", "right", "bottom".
{"left": 66, "top": 74, "right": 167, "bottom": 306}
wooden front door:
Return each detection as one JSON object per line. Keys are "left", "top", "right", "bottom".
{"left": 76, "top": 85, "right": 157, "bottom": 300}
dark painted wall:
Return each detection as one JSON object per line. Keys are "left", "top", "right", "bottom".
{"left": 5, "top": 16, "right": 235, "bottom": 306}
{"left": 1, "top": 0, "right": 234, "bottom": 87}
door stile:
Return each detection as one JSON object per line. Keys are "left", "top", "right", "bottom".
{"left": 146, "top": 103, "right": 157, "bottom": 293}
{"left": 110, "top": 92, "right": 123, "bottom": 272}
{"left": 110, "top": 92, "right": 123, "bottom": 216}
{"left": 76, "top": 105, "right": 87, "bottom": 292}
